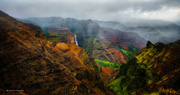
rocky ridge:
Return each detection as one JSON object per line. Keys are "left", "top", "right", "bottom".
{"left": 109, "top": 41, "right": 180, "bottom": 94}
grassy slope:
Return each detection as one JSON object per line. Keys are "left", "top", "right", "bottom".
{"left": 95, "top": 59, "right": 122, "bottom": 69}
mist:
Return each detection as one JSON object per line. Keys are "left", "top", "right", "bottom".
{"left": 0, "top": 0, "right": 180, "bottom": 25}
{"left": 1, "top": 0, "right": 180, "bottom": 44}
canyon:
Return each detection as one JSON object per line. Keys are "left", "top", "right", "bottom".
{"left": 21, "top": 17, "right": 147, "bottom": 64}
{"left": 0, "top": 10, "right": 180, "bottom": 95}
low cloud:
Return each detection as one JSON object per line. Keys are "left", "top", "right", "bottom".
{"left": 0, "top": 0, "right": 180, "bottom": 23}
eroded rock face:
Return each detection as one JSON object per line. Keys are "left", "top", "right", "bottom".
{"left": 0, "top": 10, "right": 114, "bottom": 95}
{"left": 46, "top": 26, "right": 75, "bottom": 44}
{"left": 109, "top": 41, "right": 180, "bottom": 94}
{"left": 133, "top": 42, "right": 180, "bottom": 94}
{"left": 91, "top": 28, "right": 145, "bottom": 63}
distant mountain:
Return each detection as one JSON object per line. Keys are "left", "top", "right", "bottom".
{"left": 109, "top": 40, "right": 180, "bottom": 94}
{"left": 21, "top": 17, "right": 147, "bottom": 63}
{"left": 0, "top": 10, "right": 114, "bottom": 95}
{"left": 94, "top": 20, "right": 131, "bottom": 31}
{"left": 95, "top": 20, "right": 180, "bottom": 44}
{"left": 128, "top": 26, "right": 166, "bottom": 44}
{"left": 122, "top": 19, "right": 179, "bottom": 27}
{"left": 175, "top": 20, "right": 180, "bottom": 26}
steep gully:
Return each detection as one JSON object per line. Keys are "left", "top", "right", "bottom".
{"left": 74, "top": 32, "right": 116, "bottom": 87}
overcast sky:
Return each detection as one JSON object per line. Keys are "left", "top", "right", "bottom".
{"left": 0, "top": 0, "right": 180, "bottom": 23}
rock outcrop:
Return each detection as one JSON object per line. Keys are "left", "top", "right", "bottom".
{"left": 109, "top": 40, "right": 180, "bottom": 94}
{"left": 46, "top": 26, "right": 75, "bottom": 44}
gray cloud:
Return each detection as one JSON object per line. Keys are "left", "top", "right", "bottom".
{"left": 0, "top": 0, "right": 180, "bottom": 23}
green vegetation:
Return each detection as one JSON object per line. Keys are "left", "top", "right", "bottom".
{"left": 47, "top": 37, "right": 58, "bottom": 43}
{"left": 93, "top": 38, "right": 98, "bottom": 43}
{"left": 95, "top": 43, "right": 102, "bottom": 50}
{"left": 108, "top": 58, "right": 148, "bottom": 95}
{"left": 120, "top": 49, "right": 135, "bottom": 59}
{"left": 169, "top": 40, "right": 180, "bottom": 47}
{"left": 120, "top": 46, "right": 140, "bottom": 59}
{"left": 109, "top": 41, "right": 180, "bottom": 95}
{"left": 84, "top": 38, "right": 94, "bottom": 55}
{"left": 45, "top": 32, "right": 50, "bottom": 37}
{"left": 95, "top": 59, "right": 122, "bottom": 69}
{"left": 93, "top": 38, "right": 103, "bottom": 51}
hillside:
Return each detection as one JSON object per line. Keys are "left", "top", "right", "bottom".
{"left": 109, "top": 41, "right": 180, "bottom": 94}
{"left": 0, "top": 10, "right": 114, "bottom": 95}
{"left": 169, "top": 40, "right": 180, "bottom": 47}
